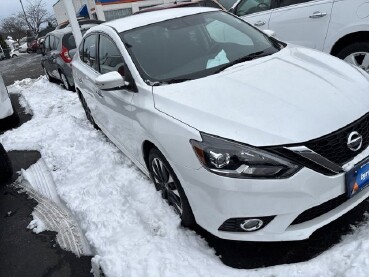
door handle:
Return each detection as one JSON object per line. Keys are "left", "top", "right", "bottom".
{"left": 254, "top": 20, "right": 266, "bottom": 27}
{"left": 309, "top": 12, "right": 327, "bottom": 19}
{"left": 78, "top": 77, "right": 83, "bottom": 83}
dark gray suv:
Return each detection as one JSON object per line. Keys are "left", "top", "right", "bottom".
{"left": 41, "top": 25, "right": 100, "bottom": 91}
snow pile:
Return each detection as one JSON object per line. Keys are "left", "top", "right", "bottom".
{"left": 2, "top": 76, "right": 369, "bottom": 276}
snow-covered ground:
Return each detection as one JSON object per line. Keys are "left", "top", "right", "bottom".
{"left": 2, "top": 76, "right": 369, "bottom": 277}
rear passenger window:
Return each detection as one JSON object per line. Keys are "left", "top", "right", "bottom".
{"left": 82, "top": 35, "right": 97, "bottom": 69}
{"left": 279, "top": 0, "right": 312, "bottom": 7}
{"left": 98, "top": 35, "right": 125, "bottom": 76}
{"left": 63, "top": 33, "right": 76, "bottom": 50}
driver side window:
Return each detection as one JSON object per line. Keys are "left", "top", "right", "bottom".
{"left": 236, "top": 0, "right": 272, "bottom": 16}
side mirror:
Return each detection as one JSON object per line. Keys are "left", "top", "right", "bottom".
{"left": 263, "top": 29, "right": 276, "bottom": 38}
{"left": 95, "top": 71, "right": 129, "bottom": 91}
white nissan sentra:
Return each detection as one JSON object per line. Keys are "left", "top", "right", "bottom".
{"left": 72, "top": 8, "right": 369, "bottom": 241}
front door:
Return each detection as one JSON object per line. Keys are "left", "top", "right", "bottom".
{"left": 269, "top": 0, "right": 334, "bottom": 50}
{"left": 94, "top": 34, "right": 134, "bottom": 154}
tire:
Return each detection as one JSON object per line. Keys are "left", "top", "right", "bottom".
{"left": 337, "top": 41, "right": 369, "bottom": 73}
{"left": 0, "top": 143, "right": 13, "bottom": 184}
{"left": 60, "top": 71, "right": 73, "bottom": 91}
{"left": 77, "top": 90, "right": 99, "bottom": 129}
{"left": 148, "top": 148, "right": 195, "bottom": 227}
{"left": 12, "top": 54, "right": 17, "bottom": 58}
{"left": 43, "top": 66, "right": 58, "bottom": 83}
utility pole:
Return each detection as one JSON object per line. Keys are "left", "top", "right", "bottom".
{"left": 63, "top": 0, "right": 82, "bottom": 46}
{"left": 19, "top": 0, "right": 33, "bottom": 35}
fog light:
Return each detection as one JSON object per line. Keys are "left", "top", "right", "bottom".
{"left": 218, "top": 216, "right": 274, "bottom": 232}
{"left": 240, "top": 219, "right": 263, "bottom": 231}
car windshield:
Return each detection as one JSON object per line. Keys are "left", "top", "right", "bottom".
{"left": 218, "top": 0, "right": 237, "bottom": 10}
{"left": 120, "top": 11, "right": 281, "bottom": 84}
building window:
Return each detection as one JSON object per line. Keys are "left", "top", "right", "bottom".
{"left": 104, "top": 8, "right": 132, "bottom": 21}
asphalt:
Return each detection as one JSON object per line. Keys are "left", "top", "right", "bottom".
{"left": 2, "top": 53, "right": 369, "bottom": 274}
{"left": 0, "top": 91, "right": 93, "bottom": 277}
{"left": 0, "top": 53, "right": 44, "bottom": 86}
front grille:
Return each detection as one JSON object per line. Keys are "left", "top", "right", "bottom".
{"left": 304, "top": 112, "right": 369, "bottom": 165}
{"left": 291, "top": 194, "right": 347, "bottom": 225}
{"left": 270, "top": 148, "right": 337, "bottom": 176}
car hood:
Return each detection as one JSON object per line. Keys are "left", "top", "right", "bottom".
{"left": 152, "top": 45, "right": 369, "bottom": 146}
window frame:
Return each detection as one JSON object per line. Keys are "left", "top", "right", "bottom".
{"left": 44, "top": 35, "right": 50, "bottom": 52}
{"left": 49, "top": 35, "right": 55, "bottom": 51}
{"left": 80, "top": 33, "right": 99, "bottom": 71}
{"left": 97, "top": 33, "right": 126, "bottom": 75}
{"left": 235, "top": 0, "right": 278, "bottom": 17}
{"left": 276, "top": 0, "right": 314, "bottom": 8}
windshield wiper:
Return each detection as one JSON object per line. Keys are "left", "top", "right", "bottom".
{"left": 145, "top": 78, "right": 191, "bottom": 86}
{"left": 163, "top": 78, "right": 192, "bottom": 84}
{"left": 215, "top": 51, "right": 271, "bottom": 73}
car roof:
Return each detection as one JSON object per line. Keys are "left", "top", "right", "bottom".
{"left": 47, "top": 24, "right": 96, "bottom": 37}
{"left": 135, "top": 0, "right": 224, "bottom": 14}
{"left": 102, "top": 7, "right": 218, "bottom": 33}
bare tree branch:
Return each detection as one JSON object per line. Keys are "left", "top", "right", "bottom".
{"left": 0, "top": 15, "right": 28, "bottom": 42}
{"left": 1, "top": 0, "right": 53, "bottom": 39}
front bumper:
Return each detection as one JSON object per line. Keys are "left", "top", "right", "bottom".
{"left": 173, "top": 161, "right": 369, "bottom": 241}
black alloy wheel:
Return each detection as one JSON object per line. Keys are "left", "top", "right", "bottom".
{"left": 148, "top": 148, "right": 195, "bottom": 227}
{"left": 337, "top": 41, "right": 369, "bottom": 73}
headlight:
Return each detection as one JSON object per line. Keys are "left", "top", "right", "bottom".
{"left": 190, "top": 133, "right": 300, "bottom": 179}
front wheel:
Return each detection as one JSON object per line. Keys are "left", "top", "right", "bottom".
{"left": 337, "top": 41, "right": 369, "bottom": 73}
{"left": 148, "top": 148, "right": 195, "bottom": 227}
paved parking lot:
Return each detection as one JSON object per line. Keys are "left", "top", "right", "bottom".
{"left": 0, "top": 54, "right": 44, "bottom": 86}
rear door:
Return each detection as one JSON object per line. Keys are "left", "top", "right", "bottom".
{"left": 234, "top": 0, "right": 277, "bottom": 29}
{"left": 48, "top": 35, "right": 61, "bottom": 78}
{"left": 42, "top": 36, "right": 50, "bottom": 72}
{"left": 269, "top": 0, "right": 334, "bottom": 50}
{"left": 73, "top": 34, "right": 99, "bottom": 116}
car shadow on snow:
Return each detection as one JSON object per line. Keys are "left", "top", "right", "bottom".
{"left": 193, "top": 199, "right": 369, "bottom": 269}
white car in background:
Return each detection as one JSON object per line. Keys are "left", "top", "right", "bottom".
{"left": 0, "top": 74, "right": 19, "bottom": 129}
{"left": 18, "top": 37, "right": 29, "bottom": 53}
{"left": 227, "top": 0, "right": 369, "bottom": 72}
{"left": 10, "top": 49, "right": 20, "bottom": 58}
{"left": 73, "top": 8, "right": 369, "bottom": 241}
